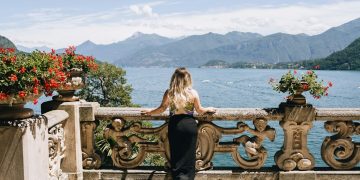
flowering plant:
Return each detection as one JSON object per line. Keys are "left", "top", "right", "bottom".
{"left": 0, "top": 48, "right": 66, "bottom": 104}
{"left": 269, "top": 70, "right": 332, "bottom": 99}
{"left": 62, "top": 46, "right": 98, "bottom": 73}
{"left": 59, "top": 46, "right": 98, "bottom": 90}
{"left": 29, "top": 50, "right": 67, "bottom": 95}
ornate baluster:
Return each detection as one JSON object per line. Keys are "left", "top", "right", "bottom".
{"left": 275, "top": 105, "right": 315, "bottom": 171}
{"left": 232, "top": 118, "right": 275, "bottom": 169}
{"left": 194, "top": 119, "right": 276, "bottom": 170}
{"left": 104, "top": 118, "right": 147, "bottom": 168}
{"left": 49, "top": 124, "right": 68, "bottom": 180}
{"left": 196, "top": 122, "right": 222, "bottom": 170}
{"left": 321, "top": 121, "right": 360, "bottom": 169}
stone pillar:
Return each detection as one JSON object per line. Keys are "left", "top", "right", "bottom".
{"left": 79, "top": 102, "right": 101, "bottom": 169}
{"left": 58, "top": 102, "right": 83, "bottom": 179}
{"left": 275, "top": 103, "right": 315, "bottom": 171}
{"left": 0, "top": 116, "right": 49, "bottom": 180}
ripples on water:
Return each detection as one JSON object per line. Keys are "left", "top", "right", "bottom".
{"left": 28, "top": 68, "right": 360, "bottom": 167}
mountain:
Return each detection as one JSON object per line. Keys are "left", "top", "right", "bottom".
{"left": 115, "top": 32, "right": 263, "bottom": 66}
{"left": 0, "top": 35, "right": 17, "bottom": 50}
{"left": 185, "top": 18, "right": 360, "bottom": 66}
{"left": 115, "top": 17, "right": 360, "bottom": 67}
{"left": 293, "top": 37, "right": 360, "bottom": 70}
{"left": 16, "top": 45, "right": 51, "bottom": 53}
{"left": 185, "top": 33, "right": 311, "bottom": 65}
{"left": 66, "top": 32, "right": 175, "bottom": 62}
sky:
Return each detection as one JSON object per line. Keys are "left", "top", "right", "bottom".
{"left": 1, "top": 0, "right": 360, "bottom": 48}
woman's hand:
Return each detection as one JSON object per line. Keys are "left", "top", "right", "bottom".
{"left": 141, "top": 109, "right": 152, "bottom": 116}
{"left": 205, "top": 107, "right": 216, "bottom": 115}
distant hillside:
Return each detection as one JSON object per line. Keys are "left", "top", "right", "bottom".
{"left": 186, "top": 18, "right": 360, "bottom": 66}
{"left": 292, "top": 37, "right": 360, "bottom": 70}
{"left": 115, "top": 17, "right": 360, "bottom": 67}
{"left": 17, "top": 45, "right": 51, "bottom": 53}
{"left": 116, "top": 32, "right": 263, "bottom": 67}
{"left": 200, "top": 60, "right": 230, "bottom": 68}
{"left": 57, "top": 32, "right": 176, "bottom": 62}
{"left": 0, "top": 35, "right": 17, "bottom": 50}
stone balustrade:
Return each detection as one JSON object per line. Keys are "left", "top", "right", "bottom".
{"left": 88, "top": 105, "right": 360, "bottom": 172}
{"left": 1, "top": 101, "right": 360, "bottom": 180}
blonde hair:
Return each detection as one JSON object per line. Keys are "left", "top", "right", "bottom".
{"left": 168, "top": 67, "right": 193, "bottom": 110}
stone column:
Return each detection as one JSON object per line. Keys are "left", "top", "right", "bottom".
{"left": 275, "top": 103, "right": 315, "bottom": 171}
{"left": 0, "top": 116, "right": 49, "bottom": 180}
{"left": 79, "top": 102, "right": 101, "bottom": 169}
{"left": 58, "top": 102, "right": 83, "bottom": 179}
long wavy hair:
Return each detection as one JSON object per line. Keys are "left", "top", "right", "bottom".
{"left": 168, "top": 67, "right": 193, "bottom": 110}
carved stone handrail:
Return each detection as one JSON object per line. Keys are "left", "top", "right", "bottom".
{"left": 90, "top": 106, "right": 360, "bottom": 171}
{"left": 315, "top": 108, "right": 360, "bottom": 121}
{"left": 95, "top": 107, "right": 283, "bottom": 120}
{"left": 43, "top": 110, "right": 69, "bottom": 128}
{"left": 95, "top": 107, "right": 360, "bottom": 121}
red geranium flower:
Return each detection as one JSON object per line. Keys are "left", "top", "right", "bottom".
{"left": 18, "top": 91, "right": 26, "bottom": 99}
{"left": 9, "top": 74, "right": 18, "bottom": 82}
{"left": 328, "top": 81, "right": 333, "bottom": 87}
{"left": 20, "top": 66, "right": 26, "bottom": 73}
{"left": 0, "top": 93, "right": 8, "bottom": 100}
{"left": 302, "top": 84, "right": 309, "bottom": 91}
{"left": 33, "top": 99, "right": 38, "bottom": 105}
{"left": 33, "top": 86, "right": 39, "bottom": 95}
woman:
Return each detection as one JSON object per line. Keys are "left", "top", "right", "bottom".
{"left": 141, "top": 67, "right": 215, "bottom": 180}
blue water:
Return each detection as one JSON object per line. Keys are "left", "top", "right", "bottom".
{"left": 29, "top": 68, "right": 360, "bottom": 167}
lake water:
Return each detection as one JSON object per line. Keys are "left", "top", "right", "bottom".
{"left": 29, "top": 68, "right": 360, "bottom": 167}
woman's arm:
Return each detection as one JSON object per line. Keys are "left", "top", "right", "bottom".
{"left": 141, "top": 90, "right": 169, "bottom": 115}
{"left": 193, "top": 89, "right": 216, "bottom": 115}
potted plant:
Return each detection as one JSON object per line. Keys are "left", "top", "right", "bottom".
{"left": 269, "top": 70, "right": 332, "bottom": 105}
{"left": 0, "top": 48, "right": 66, "bottom": 120}
{"left": 53, "top": 46, "right": 98, "bottom": 101}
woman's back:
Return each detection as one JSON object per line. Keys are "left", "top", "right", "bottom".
{"left": 169, "top": 88, "right": 195, "bottom": 116}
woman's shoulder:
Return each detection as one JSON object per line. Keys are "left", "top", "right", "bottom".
{"left": 188, "top": 88, "right": 199, "bottom": 96}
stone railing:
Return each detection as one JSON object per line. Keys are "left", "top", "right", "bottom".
{"left": 80, "top": 104, "right": 360, "bottom": 172}
{"left": 2, "top": 101, "right": 359, "bottom": 180}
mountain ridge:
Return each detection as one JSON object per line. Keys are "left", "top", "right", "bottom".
{"left": 12, "top": 17, "right": 360, "bottom": 67}
{"left": 0, "top": 35, "right": 17, "bottom": 50}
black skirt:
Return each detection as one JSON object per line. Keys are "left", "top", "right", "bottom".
{"left": 168, "top": 114, "right": 198, "bottom": 180}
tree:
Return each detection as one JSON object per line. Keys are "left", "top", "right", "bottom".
{"left": 79, "top": 62, "right": 134, "bottom": 107}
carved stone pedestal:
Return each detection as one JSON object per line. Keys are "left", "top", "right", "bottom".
{"left": 0, "top": 116, "right": 49, "bottom": 180}
{"left": 57, "top": 102, "right": 83, "bottom": 179}
{"left": 80, "top": 102, "right": 101, "bottom": 169}
{"left": 275, "top": 103, "right": 315, "bottom": 171}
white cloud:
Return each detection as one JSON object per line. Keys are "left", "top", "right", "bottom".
{"left": 3, "top": 0, "right": 360, "bottom": 48}
{"left": 129, "top": 4, "right": 158, "bottom": 17}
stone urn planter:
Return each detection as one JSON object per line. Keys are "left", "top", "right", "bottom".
{"left": 53, "top": 69, "right": 85, "bottom": 102}
{"left": 286, "top": 81, "right": 308, "bottom": 105}
{"left": 0, "top": 95, "right": 40, "bottom": 120}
